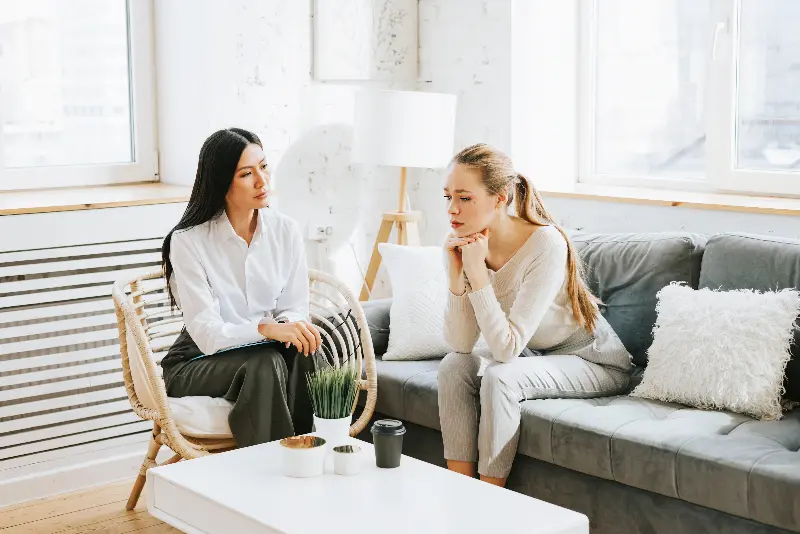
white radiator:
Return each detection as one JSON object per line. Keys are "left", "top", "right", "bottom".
{"left": 0, "top": 238, "right": 165, "bottom": 474}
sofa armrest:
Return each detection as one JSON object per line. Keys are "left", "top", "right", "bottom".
{"left": 361, "top": 298, "right": 391, "bottom": 356}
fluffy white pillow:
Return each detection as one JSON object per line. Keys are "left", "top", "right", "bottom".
{"left": 631, "top": 283, "right": 800, "bottom": 420}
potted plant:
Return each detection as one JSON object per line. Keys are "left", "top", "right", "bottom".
{"left": 306, "top": 364, "right": 359, "bottom": 450}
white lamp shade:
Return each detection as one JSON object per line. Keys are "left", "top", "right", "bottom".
{"left": 352, "top": 89, "right": 457, "bottom": 168}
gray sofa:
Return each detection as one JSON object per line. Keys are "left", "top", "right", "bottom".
{"left": 356, "top": 232, "right": 800, "bottom": 534}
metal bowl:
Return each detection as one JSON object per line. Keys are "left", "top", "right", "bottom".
{"left": 279, "top": 435, "right": 326, "bottom": 449}
{"left": 332, "top": 444, "right": 361, "bottom": 454}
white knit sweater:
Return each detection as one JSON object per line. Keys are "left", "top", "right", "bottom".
{"left": 444, "top": 225, "right": 585, "bottom": 363}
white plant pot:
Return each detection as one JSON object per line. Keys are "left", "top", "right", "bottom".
{"left": 279, "top": 436, "right": 326, "bottom": 478}
{"left": 312, "top": 415, "right": 351, "bottom": 450}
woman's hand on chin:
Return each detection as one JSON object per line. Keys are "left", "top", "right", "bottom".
{"left": 444, "top": 233, "right": 478, "bottom": 294}
{"left": 259, "top": 321, "right": 322, "bottom": 356}
{"left": 460, "top": 231, "right": 489, "bottom": 272}
{"left": 460, "top": 231, "right": 490, "bottom": 290}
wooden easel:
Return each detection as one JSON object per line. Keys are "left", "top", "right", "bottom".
{"left": 359, "top": 166, "right": 421, "bottom": 301}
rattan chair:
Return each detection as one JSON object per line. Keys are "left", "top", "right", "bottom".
{"left": 112, "top": 268, "right": 378, "bottom": 510}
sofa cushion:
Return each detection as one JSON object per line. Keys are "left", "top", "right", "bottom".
{"left": 403, "top": 367, "right": 441, "bottom": 430}
{"left": 362, "top": 298, "right": 442, "bottom": 429}
{"left": 372, "top": 356, "right": 440, "bottom": 426}
{"left": 699, "top": 233, "right": 800, "bottom": 402}
{"left": 572, "top": 232, "right": 706, "bottom": 367}
{"left": 518, "top": 395, "right": 800, "bottom": 531}
{"left": 361, "top": 298, "right": 391, "bottom": 356}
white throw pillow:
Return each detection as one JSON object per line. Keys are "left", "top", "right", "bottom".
{"left": 631, "top": 283, "right": 800, "bottom": 421}
{"left": 377, "top": 243, "right": 450, "bottom": 360}
{"left": 377, "top": 243, "right": 488, "bottom": 360}
{"left": 169, "top": 396, "right": 233, "bottom": 439}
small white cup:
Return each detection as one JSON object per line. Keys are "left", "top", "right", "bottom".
{"left": 333, "top": 444, "right": 362, "bottom": 476}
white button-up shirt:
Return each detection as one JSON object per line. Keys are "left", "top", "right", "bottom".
{"left": 169, "top": 208, "right": 308, "bottom": 355}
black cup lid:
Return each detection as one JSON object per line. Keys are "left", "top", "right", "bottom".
{"left": 370, "top": 419, "right": 406, "bottom": 436}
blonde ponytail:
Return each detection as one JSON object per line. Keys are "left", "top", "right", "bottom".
{"left": 514, "top": 174, "right": 599, "bottom": 333}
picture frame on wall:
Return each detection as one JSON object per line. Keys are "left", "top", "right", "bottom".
{"left": 312, "top": 0, "right": 418, "bottom": 81}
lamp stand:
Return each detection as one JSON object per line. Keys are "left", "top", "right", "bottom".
{"left": 359, "top": 166, "right": 421, "bottom": 301}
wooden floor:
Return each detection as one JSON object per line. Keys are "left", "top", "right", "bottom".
{"left": 0, "top": 480, "right": 179, "bottom": 534}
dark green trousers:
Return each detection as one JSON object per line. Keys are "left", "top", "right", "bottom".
{"left": 162, "top": 330, "right": 320, "bottom": 448}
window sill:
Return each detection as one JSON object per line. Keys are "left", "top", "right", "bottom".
{"left": 539, "top": 183, "right": 800, "bottom": 216}
{"left": 0, "top": 182, "right": 191, "bottom": 216}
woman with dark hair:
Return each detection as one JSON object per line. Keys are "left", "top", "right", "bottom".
{"left": 160, "top": 127, "right": 323, "bottom": 447}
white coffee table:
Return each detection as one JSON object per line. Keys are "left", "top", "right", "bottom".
{"left": 146, "top": 437, "right": 588, "bottom": 534}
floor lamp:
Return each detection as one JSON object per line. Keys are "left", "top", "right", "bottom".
{"left": 352, "top": 89, "right": 457, "bottom": 301}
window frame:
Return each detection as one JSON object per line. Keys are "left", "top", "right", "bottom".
{"left": 578, "top": 0, "right": 800, "bottom": 197}
{"left": 0, "top": 0, "right": 158, "bottom": 191}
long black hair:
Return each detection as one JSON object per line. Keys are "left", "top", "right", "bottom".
{"left": 162, "top": 127, "right": 263, "bottom": 308}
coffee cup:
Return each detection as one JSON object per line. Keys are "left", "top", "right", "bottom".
{"left": 370, "top": 419, "right": 406, "bottom": 468}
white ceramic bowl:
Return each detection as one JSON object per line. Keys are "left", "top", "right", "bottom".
{"left": 332, "top": 444, "right": 362, "bottom": 476}
{"left": 279, "top": 435, "right": 327, "bottom": 478}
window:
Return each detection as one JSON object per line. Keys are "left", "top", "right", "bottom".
{"left": 580, "top": 0, "right": 800, "bottom": 196}
{"left": 0, "top": 0, "right": 156, "bottom": 190}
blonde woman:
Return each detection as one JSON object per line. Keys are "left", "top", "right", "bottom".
{"left": 439, "top": 143, "right": 632, "bottom": 487}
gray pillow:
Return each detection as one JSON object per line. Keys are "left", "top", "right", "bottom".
{"left": 572, "top": 232, "right": 707, "bottom": 367}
